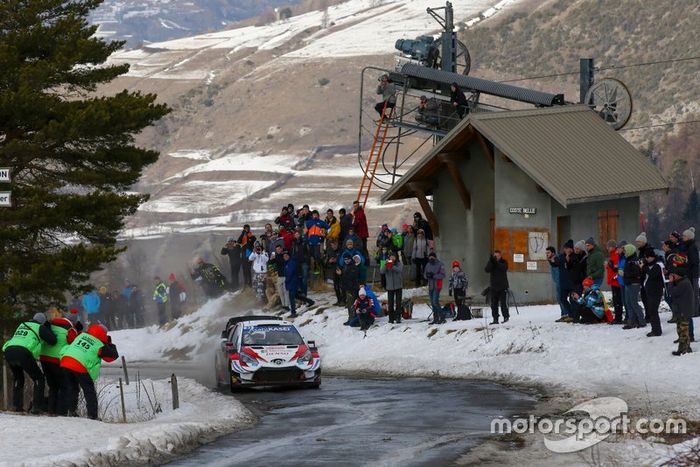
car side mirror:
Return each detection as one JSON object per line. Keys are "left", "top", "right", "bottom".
{"left": 307, "top": 340, "right": 317, "bottom": 351}
{"left": 220, "top": 330, "right": 227, "bottom": 339}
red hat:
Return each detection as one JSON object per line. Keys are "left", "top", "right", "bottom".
{"left": 582, "top": 277, "right": 594, "bottom": 288}
{"left": 168, "top": 273, "right": 177, "bottom": 281}
{"left": 452, "top": 260, "right": 460, "bottom": 268}
{"left": 87, "top": 324, "right": 108, "bottom": 344}
{"left": 70, "top": 308, "right": 78, "bottom": 314}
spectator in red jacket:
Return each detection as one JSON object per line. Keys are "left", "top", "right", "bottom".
{"left": 352, "top": 201, "right": 370, "bottom": 259}
{"left": 605, "top": 240, "right": 624, "bottom": 324}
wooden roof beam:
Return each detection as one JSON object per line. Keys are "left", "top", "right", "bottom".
{"left": 407, "top": 182, "right": 440, "bottom": 238}
{"left": 438, "top": 152, "right": 471, "bottom": 210}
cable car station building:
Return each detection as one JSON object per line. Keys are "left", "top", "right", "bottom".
{"left": 381, "top": 105, "right": 668, "bottom": 304}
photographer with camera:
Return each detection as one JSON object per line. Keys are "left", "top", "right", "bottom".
{"left": 375, "top": 74, "right": 396, "bottom": 119}
{"left": 485, "top": 250, "right": 510, "bottom": 324}
{"left": 221, "top": 237, "right": 242, "bottom": 291}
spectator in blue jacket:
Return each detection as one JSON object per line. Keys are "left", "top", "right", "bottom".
{"left": 283, "top": 252, "right": 299, "bottom": 318}
{"left": 81, "top": 290, "right": 101, "bottom": 324}
{"left": 338, "top": 238, "right": 364, "bottom": 268}
{"left": 304, "top": 210, "right": 329, "bottom": 268}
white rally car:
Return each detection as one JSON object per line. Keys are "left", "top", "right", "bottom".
{"left": 214, "top": 316, "right": 321, "bottom": 391}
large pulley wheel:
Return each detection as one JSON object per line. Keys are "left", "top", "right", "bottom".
{"left": 584, "top": 78, "right": 633, "bottom": 130}
{"left": 456, "top": 40, "right": 471, "bottom": 75}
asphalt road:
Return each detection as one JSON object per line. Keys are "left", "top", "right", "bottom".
{"left": 165, "top": 376, "right": 536, "bottom": 467}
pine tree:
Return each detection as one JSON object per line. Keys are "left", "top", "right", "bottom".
{"left": 0, "top": 0, "right": 170, "bottom": 326}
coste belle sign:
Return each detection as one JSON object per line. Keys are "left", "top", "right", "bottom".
{"left": 509, "top": 207, "right": 537, "bottom": 215}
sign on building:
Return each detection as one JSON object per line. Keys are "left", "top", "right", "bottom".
{"left": 0, "top": 192, "right": 11, "bottom": 207}
{"left": 0, "top": 167, "right": 10, "bottom": 183}
{"left": 509, "top": 207, "right": 536, "bottom": 215}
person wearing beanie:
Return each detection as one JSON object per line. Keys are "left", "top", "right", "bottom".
{"left": 61, "top": 324, "right": 118, "bottom": 419}
{"left": 2, "top": 313, "right": 57, "bottom": 413}
{"left": 681, "top": 227, "right": 699, "bottom": 323}
{"left": 605, "top": 240, "right": 624, "bottom": 324}
{"left": 449, "top": 260, "right": 471, "bottom": 321}
{"left": 40, "top": 311, "right": 79, "bottom": 415}
{"left": 339, "top": 254, "right": 360, "bottom": 323}
{"left": 546, "top": 247, "right": 568, "bottom": 321}
{"left": 585, "top": 237, "right": 605, "bottom": 287}
{"left": 570, "top": 278, "right": 608, "bottom": 324}
{"left": 168, "top": 273, "right": 187, "bottom": 320}
{"left": 621, "top": 243, "right": 646, "bottom": 329}
{"left": 563, "top": 241, "right": 587, "bottom": 322}
{"left": 635, "top": 232, "right": 648, "bottom": 249}
{"left": 380, "top": 252, "right": 404, "bottom": 324}
{"left": 425, "top": 252, "right": 446, "bottom": 324}
{"left": 350, "top": 286, "right": 376, "bottom": 331}
{"left": 642, "top": 248, "right": 665, "bottom": 337}
{"left": 485, "top": 250, "right": 510, "bottom": 324}
{"left": 668, "top": 265, "right": 693, "bottom": 356}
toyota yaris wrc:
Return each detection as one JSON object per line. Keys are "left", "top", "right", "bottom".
{"left": 214, "top": 316, "right": 321, "bottom": 391}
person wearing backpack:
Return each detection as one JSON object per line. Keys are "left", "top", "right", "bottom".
{"left": 2, "top": 312, "right": 57, "bottom": 413}
{"left": 642, "top": 248, "right": 665, "bottom": 337}
{"left": 60, "top": 324, "right": 118, "bottom": 419}
{"left": 449, "top": 261, "right": 471, "bottom": 321}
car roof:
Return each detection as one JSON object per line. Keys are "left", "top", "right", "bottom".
{"left": 242, "top": 320, "right": 293, "bottom": 327}
{"left": 225, "top": 315, "right": 282, "bottom": 331}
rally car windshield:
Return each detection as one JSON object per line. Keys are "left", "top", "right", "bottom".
{"left": 242, "top": 325, "right": 304, "bottom": 346}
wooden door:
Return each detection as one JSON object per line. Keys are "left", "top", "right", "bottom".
{"left": 597, "top": 210, "right": 619, "bottom": 246}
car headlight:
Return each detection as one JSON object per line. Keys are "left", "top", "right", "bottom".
{"left": 297, "top": 349, "right": 312, "bottom": 365}
{"left": 239, "top": 352, "right": 259, "bottom": 367}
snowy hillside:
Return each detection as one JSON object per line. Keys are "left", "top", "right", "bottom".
{"left": 91, "top": 0, "right": 300, "bottom": 48}
{"left": 110, "top": 0, "right": 517, "bottom": 80}
{"left": 106, "top": 0, "right": 521, "bottom": 241}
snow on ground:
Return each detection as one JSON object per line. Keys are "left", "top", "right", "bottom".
{"left": 0, "top": 377, "right": 252, "bottom": 467}
{"left": 168, "top": 149, "right": 212, "bottom": 161}
{"left": 111, "top": 288, "right": 700, "bottom": 464}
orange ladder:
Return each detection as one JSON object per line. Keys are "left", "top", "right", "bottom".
{"left": 357, "top": 103, "right": 394, "bottom": 207}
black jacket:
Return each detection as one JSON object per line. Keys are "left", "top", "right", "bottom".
{"left": 339, "top": 214, "right": 353, "bottom": 243}
{"left": 564, "top": 252, "right": 587, "bottom": 290}
{"left": 414, "top": 219, "right": 433, "bottom": 241}
{"left": 642, "top": 262, "right": 664, "bottom": 301}
{"left": 623, "top": 255, "right": 642, "bottom": 285}
{"left": 340, "top": 262, "right": 360, "bottom": 293}
{"left": 290, "top": 238, "right": 310, "bottom": 266}
{"left": 670, "top": 277, "right": 694, "bottom": 319}
{"left": 684, "top": 239, "right": 699, "bottom": 279}
{"left": 485, "top": 256, "right": 509, "bottom": 291}
{"left": 221, "top": 244, "right": 242, "bottom": 266}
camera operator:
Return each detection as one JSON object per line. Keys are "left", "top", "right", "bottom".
{"left": 221, "top": 237, "right": 242, "bottom": 291}
{"left": 485, "top": 250, "right": 510, "bottom": 324}
{"left": 248, "top": 242, "right": 269, "bottom": 304}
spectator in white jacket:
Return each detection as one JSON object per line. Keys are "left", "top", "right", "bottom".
{"left": 249, "top": 242, "right": 269, "bottom": 303}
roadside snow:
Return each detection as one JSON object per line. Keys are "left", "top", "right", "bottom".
{"left": 0, "top": 377, "right": 252, "bottom": 467}
{"left": 111, "top": 289, "right": 700, "bottom": 464}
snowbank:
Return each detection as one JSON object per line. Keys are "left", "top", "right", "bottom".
{"left": 111, "top": 288, "right": 700, "bottom": 464}
{"left": 0, "top": 377, "right": 252, "bottom": 467}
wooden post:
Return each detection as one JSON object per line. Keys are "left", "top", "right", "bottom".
{"left": 121, "top": 356, "right": 129, "bottom": 385}
{"left": 408, "top": 182, "right": 440, "bottom": 237}
{"left": 171, "top": 373, "right": 179, "bottom": 410}
{"left": 119, "top": 378, "right": 127, "bottom": 423}
{"left": 2, "top": 360, "right": 8, "bottom": 411}
{"left": 438, "top": 152, "right": 471, "bottom": 210}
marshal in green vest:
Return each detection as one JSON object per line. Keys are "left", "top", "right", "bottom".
{"left": 40, "top": 325, "right": 70, "bottom": 360}
{"left": 61, "top": 333, "right": 105, "bottom": 380}
{"left": 2, "top": 322, "right": 42, "bottom": 359}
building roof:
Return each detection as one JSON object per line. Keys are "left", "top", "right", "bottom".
{"left": 381, "top": 106, "right": 668, "bottom": 207}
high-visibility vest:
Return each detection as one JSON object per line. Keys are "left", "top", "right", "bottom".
{"left": 2, "top": 322, "right": 42, "bottom": 359}
{"left": 40, "top": 325, "right": 69, "bottom": 360}
{"left": 61, "top": 333, "right": 105, "bottom": 380}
